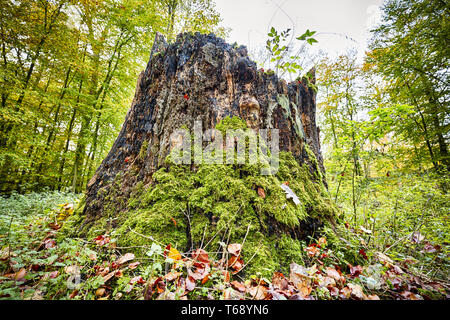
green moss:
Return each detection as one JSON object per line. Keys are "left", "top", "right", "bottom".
{"left": 139, "top": 140, "right": 149, "bottom": 159}
{"left": 304, "top": 143, "right": 324, "bottom": 182}
{"left": 65, "top": 117, "right": 338, "bottom": 277}
{"left": 301, "top": 73, "right": 318, "bottom": 93}
{"left": 216, "top": 116, "right": 247, "bottom": 134}
{"left": 111, "top": 151, "right": 336, "bottom": 277}
{"left": 58, "top": 195, "right": 86, "bottom": 240}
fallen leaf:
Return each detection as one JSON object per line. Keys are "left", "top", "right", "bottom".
{"left": 192, "top": 249, "right": 209, "bottom": 264}
{"left": 349, "top": 265, "right": 363, "bottom": 278}
{"left": 348, "top": 283, "right": 365, "bottom": 300}
{"left": 186, "top": 276, "right": 196, "bottom": 291}
{"left": 340, "top": 286, "right": 352, "bottom": 299}
{"left": 130, "top": 276, "right": 145, "bottom": 285}
{"left": 165, "top": 272, "right": 182, "bottom": 282}
{"left": 411, "top": 231, "right": 425, "bottom": 243}
{"left": 69, "top": 290, "right": 79, "bottom": 299}
{"left": 318, "top": 276, "right": 336, "bottom": 287}
{"left": 289, "top": 263, "right": 312, "bottom": 297}
{"left": 227, "top": 243, "right": 242, "bottom": 256}
{"left": 44, "top": 238, "right": 56, "bottom": 249}
{"left": 375, "top": 251, "right": 393, "bottom": 265}
{"left": 157, "top": 291, "right": 176, "bottom": 300}
{"left": 359, "top": 249, "right": 368, "bottom": 260}
{"left": 128, "top": 262, "right": 140, "bottom": 269}
{"left": 257, "top": 187, "right": 266, "bottom": 198}
{"left": 360, "top": 226, "right": 372, "bottom": 234}
{"left": 272, "top": 272, "right": 288, "bottom": 290}
{"left": 115, "top": 252, "right": 135, "bottom": 265}
{"left": 222, "top": 270, "right": 230, "bottom": 283}
{"left": 201, "top": 274, "right": 210, "bottom": 284}
{"left": 29, "top": 289, "right": 44, "bottom": 300}
{"left": 0, "top": 248, "right": 9, "bottom": 261}
{"left": 96, "top": 287, "right": 106, "bottom": 297}
{"left": 94, "top": 235, "right": 110, "bottom": 246}
{"left": 318, "top": 237, "right": 327, "bottom": 247}
{"left": 423, "top": 242, "right": 440, "bottom": 253}
{"left": 223, "top": 287, "right": 244, "bottom": 300}
{"left": 189, "top": 262, "right": 210, "bottom": 280}
{"left": 231, "top": 280, "right": 247, "bottom": 292}
{"left": 103, "top": 271, "right": 115, "bottom": 283}
{"left": 305, "top": 245, "right": 320, "bottom": 257}
{"left": 227, "top": 256, "right": 244, "bottom": 274}
{"left": 168, "top": 246, "right": 182, "bottom": 261}
{"left": 328, "top": 286, "right": 339, "bottom": 297}
{"left": 64, "top": 265, "right": 81, "bottom": 275}
{"left": 326, "top": 267, "right": 341, "bottom": 282}
{"left": 5, "top": 268, "right": 27, "bottom": 282}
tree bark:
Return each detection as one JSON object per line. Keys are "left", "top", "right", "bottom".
{"left": 81, "top": 32, "right": 330, "bottom": 236}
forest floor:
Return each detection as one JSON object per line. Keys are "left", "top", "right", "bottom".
{"left": 0, "top": 172, "right": 449, "bottom": 300}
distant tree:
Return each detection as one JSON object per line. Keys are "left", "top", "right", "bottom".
{"left": 0, "top": 0, "right": 226, "bottom": 194}
{"left": 367, "top": 0, "right": 449, "bottom": 172}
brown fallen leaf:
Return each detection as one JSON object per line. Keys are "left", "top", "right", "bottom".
{"left": 115, "top": 252, "right": 135, "bottom": 265}
{"left": 231, "top": 280, "right": 247, "bottom": 293}
{"left": 289, "top": 263, "right": 310, "bottom": 287}
{"left": 165, "top": 271, "right": 182, "bottom": 282}
{"left": 64, "top": 265, "right": 81, "bottom": 275}
{"left": 186, "top": 276, "right": 196, "bottom": 291}
{"left": 103, "top": 271, "right": 115, "bottom": 283}
{"left": 201, "top": 273, "right": 210, "bottom": 284}
{"left": 192, "top": 249, "right": 210, "bottom": 264}
{"left": 223, "top": 270, "right": 230, "bottom": 283}
{"left": 96, "top": 287, "right": 106, "bottom": 297}
{"left": 318, "top": 275, "right": 336, "bottom": 287}
{"left": 248, "top": 285, "right": 267, "bottom": 300}
{"left": 128, "top": 261, "right": 140, "bottom": 269}
{"left": 257, "top": 187, "right": 266, "bottom": 199}
{"left": 189, "top": 262, "right": 210, "bottom": 280}
{"left": 349, "top": 265, "right": 363, "bottom": 278}
{"left": 325, "top": 267, "right": 341, "bottom": 282}
{"left": 272, "top": 272, "right": 288, "bottom": 290}
{"left": 223, "top": 287, "right": 244, "bottom": 300}
{"left": 131, "top": 276, "right": 146, "bottom": 285}
{"left": 227, "top": 243, "right": 242, "bottom": 256}
{"left": 69, "top": 290, "right": 79, "bottom": 299}
{"left": 347, "top": 283, "right": 365, "bottom": 300}
{"left": 375, "top": 251, "right": 393, "bottom": 265}
{"left": 340, "top": 286, "right": 352, "bottom": 299}
{"left": 328, "top": 286, "right": 339, "bottom": 297}
{"left": 44, "top": 238, "right": 56, "bottom": 249}
{"left": 5, "top": 268, "right": 27, "bottom": 282}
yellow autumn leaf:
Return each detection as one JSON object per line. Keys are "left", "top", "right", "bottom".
{"left": 168, "top": 247, "right": 181, "bottom": 261}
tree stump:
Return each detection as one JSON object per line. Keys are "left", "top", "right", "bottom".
{"left": 72, "top": 32, "right": 337, "bottom": 275}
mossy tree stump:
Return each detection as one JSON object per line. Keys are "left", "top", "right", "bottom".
{"left": 71, "top": 32, "right": 338, "bottom": 275}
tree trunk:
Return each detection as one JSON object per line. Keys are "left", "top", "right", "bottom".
{"left": 74, "top": 32, "right": 336, "bottom": 274}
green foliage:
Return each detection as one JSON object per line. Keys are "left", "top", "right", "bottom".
{"left": 367, "top": 0, "right": 449, "bottom": 171}
{"left": 315, "top": 1, "right": 450, "bottom": 285}
{"left": 265, "top": 27, "right": 317, "bottom": 78}
{"left": 0, "top": 0, "right": 226, "bottom": 194}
